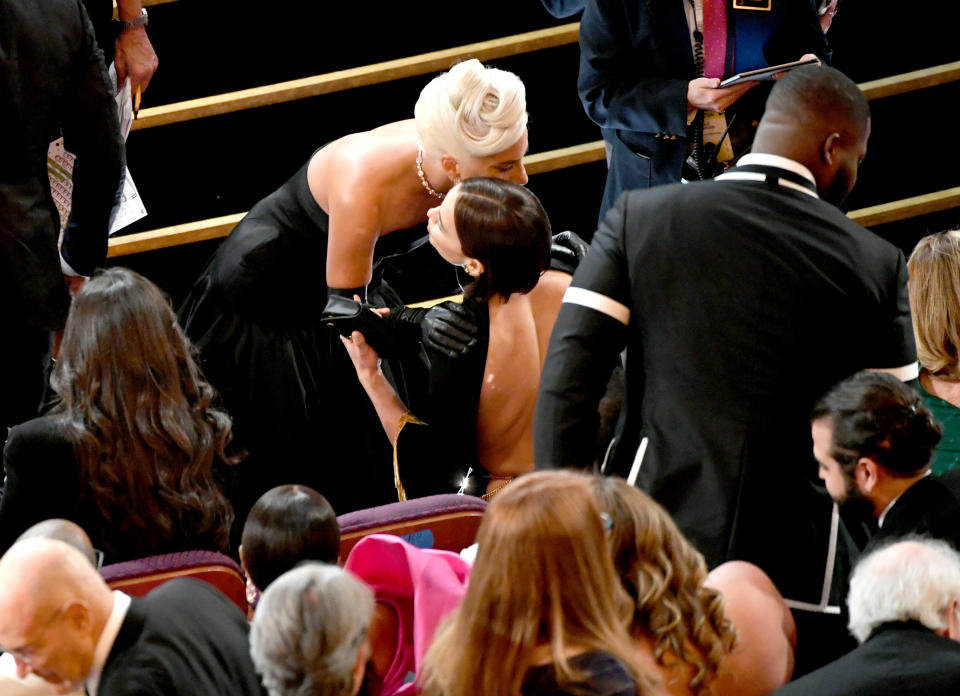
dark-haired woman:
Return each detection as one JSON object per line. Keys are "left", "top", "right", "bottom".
{"left": 342, "top": 178, "right": 571, "bottom": 499}
{"left": 0, "top": 268, "right": 236, "bottom": 563}
{"left": 239, "top": 483, "right": 340, "bottom": 604}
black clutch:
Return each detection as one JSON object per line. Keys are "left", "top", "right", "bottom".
{"left": 321, "top": 294, "right": 399, "bottom": 359}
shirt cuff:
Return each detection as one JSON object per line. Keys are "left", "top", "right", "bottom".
{"left": 60, "top": 253, "right": 83, "bottom": 278}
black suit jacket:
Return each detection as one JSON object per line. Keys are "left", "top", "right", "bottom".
{"left": 869, "top": 473, "right": 960, "bottom": 551}
{"left": 773, "top": 621, "right": 960, "bottom": 695}
{"left": 99, "top": 579, "right": 265, "bottom": 696}
{"left": 0, "top": 0, "right": 123, "bottom": 331}
{"left": 536, "top": 162, "right": 916, "bottom": 604}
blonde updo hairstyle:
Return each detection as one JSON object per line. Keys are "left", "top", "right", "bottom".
{"left": 414, "top": 59, "right": 528, "bottom": 162}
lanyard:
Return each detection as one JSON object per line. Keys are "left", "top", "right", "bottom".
{"left": 687, "top": 0, "right": 705, "bottom": 77}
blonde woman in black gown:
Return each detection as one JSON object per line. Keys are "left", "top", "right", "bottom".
{"left": 179, "top": 60, "right": 530, "bottom": 526}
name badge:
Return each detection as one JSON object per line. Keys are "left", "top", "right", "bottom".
{"left": 733, "top": 0, "right": 772, "bottom": 10}
{"left": 703, "top": 111, "right": 735, "bottom": 163}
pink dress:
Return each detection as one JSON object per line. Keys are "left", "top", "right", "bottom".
{"left": 344, "top": 534, "right": 471, "bottom": 696}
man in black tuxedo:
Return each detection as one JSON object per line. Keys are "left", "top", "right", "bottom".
{"left": 0, "top": 539, "right": 265, "bottom": 696}
{"left": 812, "top": 370, "right": 960, "bottom": 551}
{"left": 0, "top": 0, "right": 124, "bottom": 443}
{"left": 773, "top": 539, "right": 960, "bottom": 695}
{"left": 535, "top": 66, "right": 916, "bottom": 670}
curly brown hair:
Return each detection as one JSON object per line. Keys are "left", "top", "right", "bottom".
{"left": 591, "top": 477, "right": 736, "bottom": 694}
{"left": 50, "top": 268, "right": 237, "bottom": 557}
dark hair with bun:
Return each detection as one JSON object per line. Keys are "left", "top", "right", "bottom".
{"left": 810, "top": 371, "right": 942, "bottom": 476}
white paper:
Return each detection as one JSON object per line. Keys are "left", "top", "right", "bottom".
{"left": 46, "top": 64, "right": 148, "bottom": 238}
{"left": 110, "top": 171, "right": 147, "bottom": 234}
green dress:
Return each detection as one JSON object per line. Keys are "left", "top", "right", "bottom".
{"left": 918, "top": 379, "right": 960, "bottom": 474}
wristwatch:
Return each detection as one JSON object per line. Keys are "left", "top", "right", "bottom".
{"left": 113, "top": 7, "right": 148, "bottom": 30}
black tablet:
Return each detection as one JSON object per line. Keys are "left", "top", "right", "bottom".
{"left": 718, "top": 57, "right": 820, "bottom": 87}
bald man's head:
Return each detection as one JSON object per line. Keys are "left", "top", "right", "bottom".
{"left": 16, "top": 519, "right": 98, "bottom": 568}
{"left": 753, "top": 66, "right": 870, "bottom": 205}
{"left": 0, "top": 539, "right": 113, "bottom": 693}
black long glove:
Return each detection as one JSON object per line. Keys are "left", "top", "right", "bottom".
{"left": 423, "top": 302, "right": 478, "bottom": 358}
{"left": 387, "top": 302, "right": 478, "bottom": 358}
{"left": 549, "top": 230, "right": 590, "bottom": 275}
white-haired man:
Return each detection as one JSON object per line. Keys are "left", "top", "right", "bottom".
{"left": 773, "top": 539, "right": 960, "bottom": 695}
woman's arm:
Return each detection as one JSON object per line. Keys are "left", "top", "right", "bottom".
{"left": 307, "top": 144, "right": 383, "bottom": 291}
{"left": 325, "top": 189, "right": 381, "bottom": 291}
{"left": 705, "top": 561, "right": 797, "bottom": 695}
{"left": 341, "top": 331, "right": 408, "bottom": 444}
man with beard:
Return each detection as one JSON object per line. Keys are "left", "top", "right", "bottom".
{"left": 811, "top": 370, "right": 960, "bottom": 551}
{"left": 535, "top": 66, "right": 916, "bottom": 672}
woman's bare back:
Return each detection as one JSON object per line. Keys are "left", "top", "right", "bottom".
{"left": 476, "top": 270, "right": 571, "bottom": 480}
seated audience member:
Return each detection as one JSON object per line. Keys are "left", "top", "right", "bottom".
{"left": 0, "top": 520, "right": 98, "bottom": 696}
{"left": 344, "top": 534, "right": 471, "bottom": 696}
{"left": 0, "top": 268, "right": 237, "bottom": 563}
{"left": 250, "top": 563, "right": 373, "bottom": 696}
{"left": 0, "top": 539, "right": 264, "bottom": 696}
{"left": 342, "top": 179, "right": 571, "bottom": 500}
{"left": 239, "top": 484, "right": 339, "bottom": 603}
{"left": 592, "top": 476, "right": 796, "bottom": 696}
{"left": 773, "top": 539, "right": 960, "bottom": 695}
{"left": 908, "top": 230, "right": 960, "bottom": 473}
{"left": 811, "top": 370, "right": 960, "bottom": 550}
{"left": 15, "top": 518, "right": 99, "bottom": 567}
{"left": 420, "top": 471, "right": 653, "bottom": 696}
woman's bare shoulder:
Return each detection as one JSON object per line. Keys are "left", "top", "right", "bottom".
{"left": 527, "top": 270, "right": 571, "bottom": 307}
{"left": 308, "top": 120, "right": 418, "bottom": 209}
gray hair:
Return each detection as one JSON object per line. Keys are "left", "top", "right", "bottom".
{"left": 249, "top": 562, "right": 374, "bottom": 696}
{"left": 847, "top": 538, "right": 960, "bottom": 643}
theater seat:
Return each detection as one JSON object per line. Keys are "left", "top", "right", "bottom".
{"left": 337, "top": 494, "right": 486, "bottom": 559}
{"left": 100, "top": 550, "right": 247, "bottom": 613}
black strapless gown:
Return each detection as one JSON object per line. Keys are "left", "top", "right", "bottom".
{"left": 179, "top": 159, "right": 453, "bottom": 539}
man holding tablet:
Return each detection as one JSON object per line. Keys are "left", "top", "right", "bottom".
{"left": 578, "top": 0, "right": 828, "bottom": 220}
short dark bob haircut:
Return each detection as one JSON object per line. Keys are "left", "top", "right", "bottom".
{"left": 241, "top": 484, "right": 340, "bottom": 591}
{"left": 454, "top": 177, "right": 552, "bottom": 301}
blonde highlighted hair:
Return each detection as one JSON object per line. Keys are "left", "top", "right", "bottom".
{"left": 591, "top": 477, "right": 737, "bottom": 694}
{"left": 414, "top": 59, "right": 527, "bottom": 161}
{"left": 907, "top": 230, "right": 960, "bottom": 380}
{"left": 420, "top": 471, "right": 650, "bottom": 696}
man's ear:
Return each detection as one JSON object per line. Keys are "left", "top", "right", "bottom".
{"left": 822, "top": 132, "right": 842, "bottom": 167}
{"left": 351, "top": 640, "right": 370, "bottom": 696}
{"left": 63, "top": 601, "right": 91, "bottom": 633}
{"left": 440, "top": 154, "right": 460, "bottom": 184}
{"left": 855, "top": 457, "right": 879, "bottom": 493}
{"left": 944, "top": 598, "right": 960, "bottom": 641}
